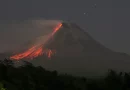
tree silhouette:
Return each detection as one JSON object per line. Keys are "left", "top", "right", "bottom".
{"left": 0, "top": 59, "right": 130, "bottom": 90}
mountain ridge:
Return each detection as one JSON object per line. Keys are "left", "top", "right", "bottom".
{"left": 0, "top": 22, "right": 130, "bottom": 77}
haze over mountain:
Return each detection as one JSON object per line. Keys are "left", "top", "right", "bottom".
{"left": 0, "top": 21, "right": 130, "bottom": 77}
{"left": 0, "top": 19, "right": 61, "bottom": 53}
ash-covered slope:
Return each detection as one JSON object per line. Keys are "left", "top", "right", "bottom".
{"left": 31, "top": 22, "right": 130, "bottom": 76}
{"left": 45, "top": 22, "right": 113, "bottom": 57}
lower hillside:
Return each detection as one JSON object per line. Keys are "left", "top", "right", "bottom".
{"left": 0, "top": 59, "right": 130, "bottom": 90}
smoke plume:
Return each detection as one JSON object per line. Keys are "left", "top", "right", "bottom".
{"left": 0, "top": 19, "right": 62, "bottom": 53}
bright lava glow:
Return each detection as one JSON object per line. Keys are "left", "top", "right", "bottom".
{"left": 10, "top": 23, "right": 62, "bottom": 60}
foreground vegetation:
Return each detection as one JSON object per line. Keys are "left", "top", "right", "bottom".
{"left": 0, "top": 59, "right": 130, "bottom": 90}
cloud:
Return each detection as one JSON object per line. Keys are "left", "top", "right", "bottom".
{"left": 0, "top": 18, "right": 62, "bottom": 53}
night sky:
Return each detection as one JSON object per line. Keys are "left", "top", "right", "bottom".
{"left": 0, "top": 0, "right": 130, "bottom": 54}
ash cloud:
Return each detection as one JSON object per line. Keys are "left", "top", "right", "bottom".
{"left": 0, "top": 19, "right": 62, "bottom": 53}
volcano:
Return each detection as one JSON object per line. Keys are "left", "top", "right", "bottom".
{"left": 1, "top": 21, "right": 130, "bottom": 76}
{"left": 10, "top": 23, "right": 62, "bottom": 60}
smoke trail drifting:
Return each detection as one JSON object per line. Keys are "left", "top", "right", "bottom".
{"left": 0, "top": 19, "right": 62, "bottom": 53}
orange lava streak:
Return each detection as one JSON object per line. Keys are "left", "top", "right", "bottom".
{"left": 48, "top": 50, "right": 52, "bottom": 58}
{"left": 28, "top": 47, "right": 43, "bottom": 59}
{"left": 10, "top": 45, "right": 42, "bottom": 60}
{"left": 52, "top": 23, "right": 62, "bottom": 36}
{"left": 10, "top": 23, "right": 62, "bottom": 60}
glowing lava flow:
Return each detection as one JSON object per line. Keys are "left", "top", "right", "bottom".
{"left": 10, "top": 23, "right": 62, "bottom": 60}
{"left": 52, "top": 23, "right": 62, "bottom": 36}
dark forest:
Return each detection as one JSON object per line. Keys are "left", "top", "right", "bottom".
{"left": 0, "top": 59, "right": 130, "bottom": 90}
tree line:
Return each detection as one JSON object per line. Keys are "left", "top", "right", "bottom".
{"left": 0, "top": 59, "right": 130, "bottom": 90}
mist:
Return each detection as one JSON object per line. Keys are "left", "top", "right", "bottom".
{"left": 0, "top": 19, "right": 62, "bottom": 53}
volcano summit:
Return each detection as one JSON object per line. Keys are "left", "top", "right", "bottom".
{"left": 1, "top": 21, "right": 130, "bottom": 76}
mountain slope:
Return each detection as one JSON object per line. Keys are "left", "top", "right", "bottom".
{"left": 1, "top": 21, "right": 130, "bottom": 76}
{"left": 31, "top": 22, "right": 130, "bottom": 76}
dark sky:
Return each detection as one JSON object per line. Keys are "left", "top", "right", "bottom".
{"left": 0, "top": 0, "right": 130, "bottom": 54}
